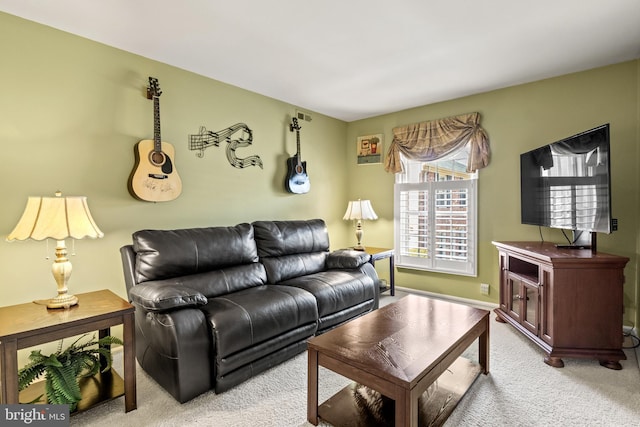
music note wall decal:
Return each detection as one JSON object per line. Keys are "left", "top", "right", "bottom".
{"left": 189, "top": 123, "right": 263, "bottom": 169}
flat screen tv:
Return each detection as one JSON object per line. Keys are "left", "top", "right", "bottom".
{"left": 520, "top": 124, "right": 612, "bottom": 251}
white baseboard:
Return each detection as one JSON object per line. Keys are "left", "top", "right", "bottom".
{"left": 393, "top": 286, "right": 499, "bottom": 311}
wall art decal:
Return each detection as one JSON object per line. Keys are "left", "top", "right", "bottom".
{"left": 189, "top": 123, "right": 263, "bottom": 169}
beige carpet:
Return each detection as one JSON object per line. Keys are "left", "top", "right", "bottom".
{"left": 71, "top": 292, "right": 640, "bottom": 426}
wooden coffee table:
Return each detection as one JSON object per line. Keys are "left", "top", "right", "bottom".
{"left": 307, "top": 295, "right": 489, "bottom": 427}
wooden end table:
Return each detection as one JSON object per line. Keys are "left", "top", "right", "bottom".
{"left": 363, "top": 247, "right": 395, "bottom": 296}
{"left": 0, "top": 289, "right": 136, "bottom": 413}
{"left": 308, "top": 295, "right": 489, "bottom": 426}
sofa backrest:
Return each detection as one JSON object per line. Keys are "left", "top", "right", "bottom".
{"left": 131, "top": 223, "right": 266, "bottom": 297}
{"left": 252, "top": 219, "right": 329, "bottom": 283}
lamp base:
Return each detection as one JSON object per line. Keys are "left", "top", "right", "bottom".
{"left": 34, "top": 293, "right": 79, "bottom": 309}
{"left": 353, "top": 220, "right": 366, "bottom": 251}
{"left": 37, "top": 239, "right": 79, "bottom": 309}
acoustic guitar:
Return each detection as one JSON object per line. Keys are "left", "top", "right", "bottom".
{"left": 285, "top": 117, "right": 310, "bottom": 194}
{"left": 129, "top": 77, "right": 182, "bottom": 202}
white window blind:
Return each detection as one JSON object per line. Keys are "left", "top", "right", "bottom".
{"left": 394, "top": 152, "right": 477, "bottom": 276}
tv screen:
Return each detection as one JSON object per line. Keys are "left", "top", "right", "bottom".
{"left": 520, "top": 124, "right": 611, "bottom": 235}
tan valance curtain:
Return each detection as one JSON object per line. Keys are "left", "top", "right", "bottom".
{"left": 384, "top": 112, "right": 491, "bottom": 173}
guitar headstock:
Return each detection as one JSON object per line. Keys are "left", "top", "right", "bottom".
{"left": 290, "top": 117, "right": 301, "bottom": 132}
{"left": 147, "top": 77, "right": 162, "bottom": 99}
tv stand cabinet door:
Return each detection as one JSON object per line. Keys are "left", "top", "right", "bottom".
{"left": 520, "top": 280, "right": 539, "bottom": 336}
{"left": 504, "top": 272, "right": 540, "bottom": 337}
{"left": 505, "top": 272, "right": 522, "bottom": 322}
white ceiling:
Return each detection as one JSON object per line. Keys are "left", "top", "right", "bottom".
{"left": 2, "top": 0, "right": 640, "bottom": 122}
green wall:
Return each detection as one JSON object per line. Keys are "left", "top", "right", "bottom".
{"left": 347, "top": 61, "right": 640, "bottom": 327}
{"left": 1, "top": 11, "right": 639, "bottom": 331}
{"left": 0, "top": 12, "right": 351, "bottom": 312}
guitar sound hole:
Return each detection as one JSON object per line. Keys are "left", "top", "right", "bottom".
{"left": 149, "top": 151, "right": 166, "bottom": 166}
{"left": 295, "top": 165, "right": 304, "bottom": 174}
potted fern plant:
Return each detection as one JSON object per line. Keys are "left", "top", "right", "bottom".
{"left": 18, "top": 333, "right": 123, "bottom": 412}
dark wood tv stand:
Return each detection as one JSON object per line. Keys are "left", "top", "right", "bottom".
{"left": 492, "top": 241, "right": 628, "bottom": 369}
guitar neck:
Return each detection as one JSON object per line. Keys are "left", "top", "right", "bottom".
{"left": 153, "top": 96, "right": 161, "bottom": 152}
{"left": 296, "top": 130, "right": 302, "bottom": 165}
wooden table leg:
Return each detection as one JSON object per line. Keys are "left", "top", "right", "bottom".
{"left": 98, "top": 327, "right": 111, "bottom": 369}
{"left": 389, "top": 254, "right": 395, "bottom": 296}
{"left": 479, "top": 315, "right": 490, "bottom": 374}
{"left": 396, "top": 386, "right": 418, "bottom": 427}
{"left": 307, "top": 348, "right": 319, "bottom": 425}
{"left": 0, "top": 338, "right": 19, "bottom": 404}
{"left": 123, "top": 312, "right": 137, "bottom": 412}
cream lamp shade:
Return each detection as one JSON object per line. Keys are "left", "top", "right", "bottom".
{"left": 343, "top": 199, "right": 378, "bottom": 250}
{"left": 6, "top": 192, "right": 104, "bottom": 308}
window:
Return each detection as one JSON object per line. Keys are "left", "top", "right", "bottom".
{"left": 394, "top": 146, "right": 477, "bottom": 276}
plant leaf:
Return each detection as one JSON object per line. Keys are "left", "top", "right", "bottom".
{"left": 46, "top": 364, "right": 82, "bottom": 403}
{"left": 18, "top": 364, "right": 46, "bottom": 391}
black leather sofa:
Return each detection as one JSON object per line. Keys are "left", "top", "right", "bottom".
{"left": 120, "top": 219, "right": 379, "bottom": 402}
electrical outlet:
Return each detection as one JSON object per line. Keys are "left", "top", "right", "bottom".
{"left": 480, "top": 283, "right": 490, "bottom": 295}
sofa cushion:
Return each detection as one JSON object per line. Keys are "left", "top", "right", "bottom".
{"left": 280, "top": 270, "right": 375, "bottom": 317}
{"left": 253, "top": 219, "right": 330, "bottom": 283}
{"left": 252, "top": 219, "right": 330, "bottom": 256}
{"left": 260, "top": 252, "right": 327, "bottom": 284}
{"left": 202, "top": 285, "right": 318, "bottom": 375}
{"left": 132, "top": 223, "right": 259, "bottom": 283}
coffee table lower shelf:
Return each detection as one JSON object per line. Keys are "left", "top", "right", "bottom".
{"left": 318, "top": 357, "right": 481, "bottom": 427}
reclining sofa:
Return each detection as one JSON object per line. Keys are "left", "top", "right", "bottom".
{"left": 120, "top": 219, "right": 379, "bottom": 402}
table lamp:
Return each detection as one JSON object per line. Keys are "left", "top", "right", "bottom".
{"left": 6, "top": 191, "right": 104, "bottom": 309}
{"left": 343, "top": 199, "right": 378, "bottom": 250}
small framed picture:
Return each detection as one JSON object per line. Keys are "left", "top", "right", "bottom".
{"left": 356, "top": 134, "right": 383, "bottom": 165}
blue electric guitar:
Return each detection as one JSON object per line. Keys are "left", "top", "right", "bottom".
{"left": 285, "top": 117, "right": 310, "bottom": 194}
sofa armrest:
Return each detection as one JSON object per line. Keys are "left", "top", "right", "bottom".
{"left": 326, "top": 249, "right": 371, "bottom": 269}
{"left": 129, "top": 283, "right": 208, "bottom": 312}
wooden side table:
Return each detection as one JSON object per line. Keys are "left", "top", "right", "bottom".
{"left": 363, "top": 247, "right": 395, "bottom": 296}
{"left": 0, "top": 289, "right": 136, "bottom": 413}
